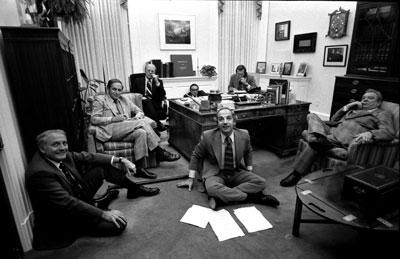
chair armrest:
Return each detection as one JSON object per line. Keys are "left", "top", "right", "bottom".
{"left": 347, "top": 139, "right": 399, "bottom": 167}
{"left": 87, "top": 128, "right": 97, "bottom": 153}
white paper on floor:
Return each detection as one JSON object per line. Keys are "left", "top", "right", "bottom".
{"left": 233, "top": 206, "right": 273, "bottom": 233}
{"left": 208, "top": 209, "right": 245, "bottom": 241}
{"left": 180, "top": 205, "right": 213, "bottom": 228}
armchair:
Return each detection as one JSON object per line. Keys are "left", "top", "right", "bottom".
{"left": 295, "top": 101, "right": 399, "bottom": 172}
{"left": 87, "top": 92, "right": 158, "bottom": 168}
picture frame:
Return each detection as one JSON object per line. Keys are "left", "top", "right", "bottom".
{"left": 293, "top": 32, "right": 317, "bottom": 53}
{"left": 296, "top": 63, "right": 308, "bottom": 76}
{"left": 326, "top": 7, "right": 350, "bottom": 39}
{"left": 323, "top": 44, "right": 348, "bottom": 67}
{"left": 270, "top": 63, "right": 282, "bottom": 75}
{"left": 282, "top": 62, "right": 293, "bottom": 75}
{"left": 158, "top": 14, "right": 196, "bottom": 50}
{"left": 275, "top": 20, "right": 291, "bottom": 41}
{"left": 256, "top": 61, "right": 267, "bottom": 74}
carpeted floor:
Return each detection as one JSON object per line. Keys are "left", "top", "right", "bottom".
{"left": 25, "top": 142, "right": 398, "bottom": 259}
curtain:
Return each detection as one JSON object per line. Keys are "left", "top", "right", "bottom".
{"left": 218, "top": 1, "right": 260, "bottom": 92}
{"left": 62, "top": 0, "right": 132, "bottom": 93}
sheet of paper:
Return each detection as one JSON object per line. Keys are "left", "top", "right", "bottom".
{"left": 234, "top": 206, "right": 273, "bottom": 233}
{"left": 208, "top": 209, "right": 245, "bottom": 241}
{"left": 180, "top": 205, "right": 213, "bottom": 228}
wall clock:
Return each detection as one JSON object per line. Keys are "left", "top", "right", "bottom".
{"left": 327, "top": 7, "right": 350, "bottom": 39}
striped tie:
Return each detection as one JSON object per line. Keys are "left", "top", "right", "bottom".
{"left": 59, "top": 162, "right": 84, "bottom": 196}
{"left": 224, "top": 136, "right": 234, "bottom": 170}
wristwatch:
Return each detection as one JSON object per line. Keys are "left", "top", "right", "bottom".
{"left": 118, "top": 157, "right": 123, "bottom": 163}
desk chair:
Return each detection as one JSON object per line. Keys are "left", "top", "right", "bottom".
{"left": 295, "top": 101, "right": 399, "bottom": 172}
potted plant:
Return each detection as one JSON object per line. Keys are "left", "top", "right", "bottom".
{"left": 200, "top": 65, "right": 217, "bottom": 78}
{"left": 47, "top": 0, "right": 90, "bottom": 24}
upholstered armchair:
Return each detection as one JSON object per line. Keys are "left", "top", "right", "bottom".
{"left": 87, "top": 92, "right": 158, "bottom": 168}
{"left": 295, "top": 101, "right": 399, "bottom": 172}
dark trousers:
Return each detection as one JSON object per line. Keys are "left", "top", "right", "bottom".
{"left": 142, "top": 99, "right": 167, "bottom": 124}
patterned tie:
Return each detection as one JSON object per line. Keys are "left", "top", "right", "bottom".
{"left": 59, "top": 162, "right": 84, "bottom": 196}
{"left": 224, "top": 136, "right": 234, "bottom": 170}
{"left": 146, "top": 80, "right": 153, "bottom": 98}
{"left": 114, "top": 99, "right": 123, "bottom": 115}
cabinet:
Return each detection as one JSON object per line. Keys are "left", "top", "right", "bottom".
{"left": 1, "top": 27, "right": 84, "bottom": 160}
{"left": 331, "top": 2, "right": 399, "bottom": 117}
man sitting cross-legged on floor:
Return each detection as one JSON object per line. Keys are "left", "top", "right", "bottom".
{"left": 179, "top": 107, "right": 280, "bottom": 210}
{"left": 91, "top": 79, "right": 180, "bottom": 179}
{"left": 280, "top": 88, "right": 395, "bottom": 187}
{"left": 25, "top": 129, "right": 160, "bottom": 250}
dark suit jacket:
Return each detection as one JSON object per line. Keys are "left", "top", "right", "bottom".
{"left": 228, "top": 74, "right": 258, "bottom": 92}
{"left": 131, "top": 76, "right": 166, "bottom": 110}
{"left": 184, "top": 90, "right": 208, "bottom": 97}
{"left": 189, "top": 128, "right": 253, "bottom": 179}
{"left": 25, "top": 151, "right": 113, "bottom": 250}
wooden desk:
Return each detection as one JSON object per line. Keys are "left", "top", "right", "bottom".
{"left": 168, "top": 99, "right": 310, "bottom": 158}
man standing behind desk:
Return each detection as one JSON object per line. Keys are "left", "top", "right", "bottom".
{"left": 131, "top": 63, "right": 167, "bottom": 132}
{"left": 179, "top": 107, "right": 280, "bottom": 210}
{"left": 280, "top": 89, "right": 395, "bottom": 187}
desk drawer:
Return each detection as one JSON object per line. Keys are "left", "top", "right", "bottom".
{"left": 287, "top": 113, "right": 308, "bottom": 125}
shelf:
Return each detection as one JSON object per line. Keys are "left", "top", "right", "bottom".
{"left": 160, "top": 76, "right": 217, "bottom": 83}
{"left": 258, "top": 74, "right": 312, "bottom": 82}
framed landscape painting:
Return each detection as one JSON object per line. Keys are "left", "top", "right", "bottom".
{"left": 159, "top": 14, "right": 196, "bottom": 50}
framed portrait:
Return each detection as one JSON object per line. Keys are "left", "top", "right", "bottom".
{"left": 275, "top": 21, "right": 291, "bottom": 41}
{"left": 256, "top": 62, "right": 267, "bottom": 74}
{"left": 296, "top": 63, "right": 308, "bottom": 76}
{"left": 270, "top": 63, "right": 282, "bottom": 74}
{"left": 282, "top": 62, "right": 293, "bottom": 75}
{"left": 158, "top": 14, "right": 196, "bottom": 50}
{"left": 293, "top": 32, "right": 317, "bottom": 53}
{"left": 323, "top": 44, "right": 348, "bottom": 67}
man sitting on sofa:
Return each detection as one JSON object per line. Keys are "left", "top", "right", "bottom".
{"left": 280, "top": 88, "right": 395, "bottom": 187}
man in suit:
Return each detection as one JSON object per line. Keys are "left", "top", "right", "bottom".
{"left": 228, "top": 65, "right": 259, "bottom": 93}
{"left": 91, "top": 79, "right": 180, "bottom": 175}
{"left": 131, "top": 63, "right": 167, "bottom": 131}
{"left": 180, "top": 107, "right": 280, "bottom": 210}
{"left": 25, "top": 129, "right": 160, "bottom": 250}
{"left": 183, "top": 83, "right": 208, "bottom": 98}
{"left": 280, "top": 89, "right": 395, "bottom": 187}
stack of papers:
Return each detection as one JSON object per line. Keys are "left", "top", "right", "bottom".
{"left": 180, "top": 205, "right": 273, "bottom": 242}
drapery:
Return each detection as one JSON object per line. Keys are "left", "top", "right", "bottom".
{"left": 62, "top": 0, "right": 132, "bottom": 93}
{"left": 218, "top": 1, "right": 260, "bottom": 92}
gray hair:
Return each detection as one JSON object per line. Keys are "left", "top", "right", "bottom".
{"left": 36, "top": 129, "right": 66, "bottom": 149}
{"left": 365, "top": 89, "right": 383, "bottom": 103}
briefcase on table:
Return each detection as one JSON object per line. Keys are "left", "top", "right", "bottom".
{"left": 342, "top": 166, "right": 399, "bottom": 217}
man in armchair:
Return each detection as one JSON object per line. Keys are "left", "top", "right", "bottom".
{"left": 280, "top": 89, "right": 395, "bottom": 187}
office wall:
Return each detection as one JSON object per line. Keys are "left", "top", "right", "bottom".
{"left": 127, "top": 0, "right": 218, "bottom": 74}
{"left": 266, "top": 1, "right": 357, "bottom": 119}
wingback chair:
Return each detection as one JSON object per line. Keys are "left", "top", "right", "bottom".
{"left": 87, "top": 92, "right": 158, "bottom": 168}
{"left": 295, "top": 101, "right": 399, "bottom": 172}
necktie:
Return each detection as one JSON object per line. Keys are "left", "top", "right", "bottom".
{"left": 59, "top": 162, "right": 83, "bottom": 196}
{"left": 146, "top": 80, "right": 153, "bottom": 98}
{"left": 114, "top": 99, "right": 123, "bottom": 115}
{"left": 224, "top": 136, "right": 234, "bottom": 170}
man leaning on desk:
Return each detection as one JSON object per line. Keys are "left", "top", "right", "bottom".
{"left": 228, "top": 65, "right": 259, "bottom": 93}
{"left": 184, "top": 83, "right": 208, "bottom": 98}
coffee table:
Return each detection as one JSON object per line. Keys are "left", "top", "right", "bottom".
{"left": 292, "top": 166, "right": 399, "bottom": 237}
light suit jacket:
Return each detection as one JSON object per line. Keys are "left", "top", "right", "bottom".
{"left": 189, "top": 128, "right": 253, "bottom": 179}
{"left": 25, "top": 151, "right": 112, "bottom": 250}
{"left": 326, "top": 106, "right": 394, "bottom": 146}
{"left": 91, "top": 94, "right": 146, "bottom": 142}
{"left": 228, "top": 74, "right": 258, "bottom": 92}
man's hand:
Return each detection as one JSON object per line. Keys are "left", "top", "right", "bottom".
{"left": 121, "top": 158, "right": 136, "bottom": 176}
{"left": 134, "top": 113, "right": 144, "bottom": 120}
{"left": 346, "top": 101, "right": 362, "bottom": 110}
{"left": 239, "top": 77, "right": 248, "bottom": 85}
{"left": 102, "top": 209, "right": 127, "bottom": 228}
{"left": 152, "top": 74, "right": 160, "bottom": 85}
{"left": 176, "top": 178, "right": 194, "bottom": 191}
{"left": 111, "top": 115, "right": 125, "bottom": 123}
{"left": 354, "top": 131, "right": 373, "bottom": 144}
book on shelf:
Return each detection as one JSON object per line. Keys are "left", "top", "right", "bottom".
{"left": 266, "top": 85, "right": 281, "bottom": 105}
{"left": 170, "top": 54, "right": 195, "bottom": 77}
{"left": 269, "top": 79, "right": 290, "bottom": 104}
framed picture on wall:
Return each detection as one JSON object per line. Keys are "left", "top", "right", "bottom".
{"left": 282, "top": 62, "right": 293, "bottom": 75}
{"left": 270, "top": 63, "right": 282, "bottom": 74}
{"left": 293, "top": 32, "right": 317, "bottom": 53}
{"left": 275, "top": 21, "right": 291, "bottom": 41}
{"left": 323, "top": 44, "right": 348, "bottom": 67}
{"left": 256, "top": 61, "right": 267, "bottom": 74}
{"left": 158, "top": 14, "right": 196, "bottom": 50}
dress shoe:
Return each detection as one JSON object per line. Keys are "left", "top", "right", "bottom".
{"left": 157, "top": 123, "right": 167, "bottom": 132}
{"left": 257, "top": 194, "right": 280, "bottom": 207}
{"left": 157, "top": 148, "right": 181, "bottom": 162}
{"left": 280, "top": 171, "right": 302, "bottom": 187}
{"left": 127, "top": 185, "right": 160, "bottom": 199}
{"left": 134, "top": 168, "right": 157, "bottom": 179}
{"left": 95, "top": 189, "right": 120, "bottom": 210}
